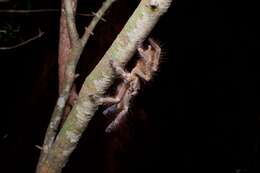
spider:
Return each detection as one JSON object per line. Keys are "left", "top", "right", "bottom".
{"left": 91, "top": 38, "right": 161, "bottom": 133}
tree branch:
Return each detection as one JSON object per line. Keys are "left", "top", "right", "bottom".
{"left": 36, "top": 0, "right": 172, "bottom": 173}
{"left": 64, "top": 0, "right": 79, "bottom": 45}
{"left": 58, "top": 0, "right": 78, "bottom": 94}
{"left": 35, "top": 0, "right": 118, "bottom": 172}
{"left": 35, "top": 1, "right": 78, "bottom": 172}
{"left": 80, "top": 0, "right": 116, "bottom": 46}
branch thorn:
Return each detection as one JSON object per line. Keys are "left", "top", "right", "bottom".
{"left": 84, "top": 27, "right": 94, "bottom": 35}
{"left": 91, "top": 12, "right": 106, "bottom": 22}
{"left": 35, "top": 145, "right": 43, "bottom": 150}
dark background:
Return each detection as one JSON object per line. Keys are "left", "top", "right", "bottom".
{"left": 0, "top": 0, "right": 259, "bottom": 173}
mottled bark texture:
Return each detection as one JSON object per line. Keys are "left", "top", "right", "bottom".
{"left": 36, "top": 0, "right": 172, "bottom": 173}
{"left": 36, "top": 1, "right": 78, "bottom": 171}
{"left": 36, "top": 0, "right": 117, "bottom": 172}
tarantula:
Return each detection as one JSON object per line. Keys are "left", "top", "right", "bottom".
{"left": 91, "top": 38, "right": 161, "bottom": 133}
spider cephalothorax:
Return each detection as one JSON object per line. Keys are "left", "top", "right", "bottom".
{"left": 91, "top": 38, "right": 161, "bottom": 133}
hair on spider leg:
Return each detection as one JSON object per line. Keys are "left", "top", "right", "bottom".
{"left": 149, "top": 37, "right": 167, "bottom": 57}
{"left": 150, "top": 40, "right": 168, "bottom": 67}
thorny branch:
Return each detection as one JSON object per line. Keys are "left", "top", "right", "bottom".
{"left": 80, "top": 0, "right": 116, "bottom": 46}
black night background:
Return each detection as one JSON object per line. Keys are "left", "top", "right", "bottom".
{"left": 0, "top": 0, "right": 259, "bottom": 173}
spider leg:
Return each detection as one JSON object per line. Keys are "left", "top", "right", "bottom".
{"left": 109, "top": 59, "right": 131, "bottom": 82}
{"left": 105, "top": 104, "right": 129, "bottom": 133}
{"left": 103, "top": 104, "right": 118, "bottom": 116}
{"left": 132, "top": 67, "right": 151, "bottom": 81}
{"left": 148, "top": 38, "right": 161, "bottom": 72}
{"left": 105, "top": 77, "right": 140, "bottom": 133}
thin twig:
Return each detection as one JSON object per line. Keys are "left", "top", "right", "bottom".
{"left": 0, "top": 29, "right": 44, "bottom": 50}
{"left": 0, "top": 9, "right": 60, "bottom": 13}
{"left": 80, "top": 0, "right": 115, "bottom": 46}
{"left": 77, "top": 13, "right": 94, "bottom": 17}
{"left": 0, "top": 9, "right": 92, "bottom": 17}
{"left": 0, "top": 29, "right": 7, "bottom": 33}
{"left": 64, "top": 0, "right": 79, "bottom": 45}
